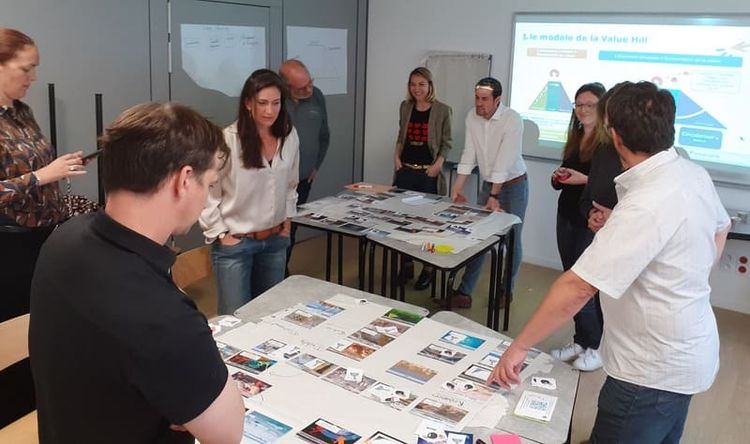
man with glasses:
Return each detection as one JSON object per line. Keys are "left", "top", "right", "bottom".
{"left": 279, "top": 59, "right": 330, "bottom": 270}
{"left": 490, "top": 81, "right": 730, "bottom": 443}
{"left": 450, "top": 77, "right": 528, "bottom": 308}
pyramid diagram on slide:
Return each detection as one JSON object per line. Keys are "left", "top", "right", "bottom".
{"left": 668, "top": 89, "right": 725, "bottom": 129}
{"left": 529, "top": 81, "right": 573, "bottom": 112}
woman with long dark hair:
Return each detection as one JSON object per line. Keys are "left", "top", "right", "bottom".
{"left": 549, "top": 82, "right": 607, "bottom": 371}
{"left": 200, "top": 69, "right": 299, "bottom": 314}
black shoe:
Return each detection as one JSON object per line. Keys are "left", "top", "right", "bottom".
{"left": 414, "top": 269, "right": 435, "bottom": 291}
{"left": 396, "top": 261, "right": 414, "bottom": 285}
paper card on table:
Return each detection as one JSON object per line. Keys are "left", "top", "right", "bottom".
{"left": 531, "top": 376, "right": 557, "bottom": 390}
{"left": 490, "top": 434, "right": 522, "bottom": 444}
{"left": 362, "top": 382, "right": 416, "bottom": 410}
{"left": 415, "top": 419, "right": 447, "bottom": 442}
{"left": 218, "top": 315, "right": 242, "bottom": 327}
{"left": 242, "top": 410, "right": 292, "bottom": 444}
{"left": 283, "top": 309, "right": 326, "bottom": 328}
{"left": 418, "top": 343, "right": 467, "bottom": 365}
{"left": 304, "top": 300, "right": 345, "bottom": 318}
{"left": 364, "top": 431, "right": 407, "bottom": 444}
{"left": 322, "top": 366, "right": 376, "bottom": 394}
{"left": 288, "top": 353, "right": 336, "bottom": 377}
{"left": 412, "top": 398, "right": 469, "bottom": 426}
{"left": 297, "top": 418, "right": 361, "bottom": 444}
{"left": 439, "top": 330, "right": 486, "bottom": 351}
{"left": 252, "top": 339, "right": 286, "bottom": 356}
{"left": 328, "top": 339, "right": 377, "bottom": 361}
{"left": 344, "top": 367, "right": 364, "bottom": 382}
{"left": 381, "top": 308, "right": 424, "bottom": 325}
{"left": 269, "top": 344, "right": 301, "bottom": 360}
{"left": 215, "top": 341, "right": 241, "bottom": 360}
{"left": 230, "top": 370, "right": 272, "bottom": 398}
{"left": 445, "top": 431, "right": 472, "bottom": 444}
{"left": 513, "top": 390, "right": 558, "bottom": 422}
{"left": 386, "top": 360, "right": 437, "bottom": 384}
{"left": 227, "top": 351, "right": 277, "bottom": 374}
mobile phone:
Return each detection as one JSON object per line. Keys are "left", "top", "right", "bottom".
{"left": 81, "top": 150, "right": 102, "bottom": 163}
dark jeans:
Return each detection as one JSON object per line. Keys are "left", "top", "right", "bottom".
{"left": 393, "top": 167, "right": 438, "bottom": 194}
{"left": 394, "top": 168, "right": 438, "bottom": 273}
{"left": 591, "top": 377, "right": 692, "bottom": 444}
{"left": 1, "top": 226, "right": 55, "bottom": 323}
{"left": 287, "top": 176, "right": 313, "bottom": 269}
{"left": 556, "top": 213, "right": 603, "bottom": 349}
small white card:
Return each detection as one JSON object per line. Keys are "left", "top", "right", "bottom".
{"left": 376, "top": 326, "right": 400, "bottom": 335}
{"left": 514, "top": 390, "right": 558, "bottom": 422}
{"left": 531, "top": 376, "right": 557, "bottom": 390}
{"left": 345, "top": 368, "right": 364, "bottom": 382}
{"left": 217, "top": 316, "right": 242, "bottom": 327}
{"left": 415, "top": 419, "right": 447, "bottom": 441}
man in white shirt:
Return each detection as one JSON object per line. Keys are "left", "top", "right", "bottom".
{"left": 451, "top": 77, "right": 528, "bottom": 308}
{"left": 489, "top": 81, "right": 731, "bottom": 443}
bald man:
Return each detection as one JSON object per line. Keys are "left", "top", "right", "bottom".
{"left": 279, "top": 60, "right": 330, "bottom": 269}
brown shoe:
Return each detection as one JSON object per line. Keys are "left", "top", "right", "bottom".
{"left": 450, "top": 292, "right": 472, "bottom": 309}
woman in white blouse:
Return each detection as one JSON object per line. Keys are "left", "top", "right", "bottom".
{"left": 200, "top": 69, "right": 299, "bottom": 314}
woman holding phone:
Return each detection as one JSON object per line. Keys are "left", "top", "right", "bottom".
{"left": 1, "top": 28, "right": 86, "bottom": 322}
{"left": 200, "top": 69, "right": 299, "bottom": 315}
{"left": 549, "top": 82, "right": 607, "bottom": 371}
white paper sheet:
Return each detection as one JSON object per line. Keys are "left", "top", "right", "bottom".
{"left": 181, "top": 24, "right": 266, "bottom": 97}
{"left": 286, "top": 26, "right": 347, "bottom": 95}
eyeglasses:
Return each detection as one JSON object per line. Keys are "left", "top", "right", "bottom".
{"left": 574, "top": 102, "right": 598, "bottom": 110}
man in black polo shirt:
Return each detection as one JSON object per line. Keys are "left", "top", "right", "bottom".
{"left": 29, "top": 103, "right": 244, "bottom": 443}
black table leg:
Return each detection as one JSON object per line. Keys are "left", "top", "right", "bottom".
{"left": 487, "top": 245, "right": 498, "bottom": 329}
{"left": 368, "top": 242, "right": 376, "bottom": 293}
{"left": 357, "top": 238, "right": 366, "bottom": 290}
{"left": 381, "top": 246, "right": 388, "bottom": 296}
{"left": 502, "top": 230, "right": 515, "bottom": 331}
{"left": 398, "top": 254, "right": 406, "bottom": 302}
{"left": 389, "top": 250, "right": 398, "bottom": 299}
{"left": 325, "top": 232, "right": 332, "bottom": 282}
{"left": 337, "top": 234, "right": 344, "bottom": 285}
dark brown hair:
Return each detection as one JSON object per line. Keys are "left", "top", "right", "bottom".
{"left": 562, "top": 82, "right": 606, "bottom": 162}
{"left": 606, "top": 81, "right": 676, "bottom": 155}
{"left": 237, "top": 69, "right": 293, "bottom": 169}
{"left": 100, "top": 102, "right": 229, "bottom": 194}
{"left": 0, "top": 28, "right": 35, "bottom": 64}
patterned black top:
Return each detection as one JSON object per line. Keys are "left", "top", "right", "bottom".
{"left": 1, "top": 100, "right": 63, "bottom": 227}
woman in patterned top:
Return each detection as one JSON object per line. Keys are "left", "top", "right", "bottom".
{"left": 1, "top": 28, "right": 86, "bottom": 322}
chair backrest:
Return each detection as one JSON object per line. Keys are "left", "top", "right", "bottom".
{"left": 172, "top": 245, "right": 212, "bottom": 290}
{"left": 0, "top": 314, "right": 29, "bottom": 373}
{"left": 0, "top": 314, "right": 37, "bottom": 438}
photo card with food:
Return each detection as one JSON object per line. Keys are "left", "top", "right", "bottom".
{"left": 227, "top": 351, "right": 277, "bottom": 374}
{"left": 230, "top": 370, "right": 272, "bottom": 398}
{"left": 386, "top": 360, "right": 437, "bottom": 385}
{"left": 417, "top": 343, "right": 467, "bottom": 365}
{"left": 283, "top": 309, "right": 326, "bottom": 329}
{"left": 297, "top": 418, "right": 361, "bottom": 444}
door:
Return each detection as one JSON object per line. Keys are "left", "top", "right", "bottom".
{"left": 151, "top": 0, "right": 283, "bottom": 249}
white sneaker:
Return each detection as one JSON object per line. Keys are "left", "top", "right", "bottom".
{"left": 573, "top": 348, "right": 603, "bottom": 371}
{"left": 550, "top": 342, "right": 583, "bottom": 361}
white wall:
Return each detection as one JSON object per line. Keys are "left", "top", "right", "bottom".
{"left": 365, "top": 0, "right": 750, "bottom": 309}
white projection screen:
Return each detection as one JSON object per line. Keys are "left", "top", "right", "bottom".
{"left": 509, "top": 14, "right": 750, "bottom": 186}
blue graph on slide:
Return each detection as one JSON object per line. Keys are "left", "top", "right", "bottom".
{"left": 530, "top": 81, "right": 573, "bottom": 112}
{"left": 668, "top": 89, "right": 725, "bottom": 129}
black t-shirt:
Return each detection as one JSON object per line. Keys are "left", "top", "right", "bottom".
{"left": 556, "top": 149, "right": 592, "bottom": 227}
{"left": 400, "top": 107, "right": 433, "bottom": 165}
{"left": 579, "top": 143, "right": 621, "bottom": 219}
{"left": 29, "top": 212, "right": 227, "bottom": 444}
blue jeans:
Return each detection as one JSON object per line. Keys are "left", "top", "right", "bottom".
{"left": 458, "top": 177, "right": 528, "bottom": 296}
{"left": 557, "top": 213, "right": 603, "bottom": 349}
{"left": 591, "top": 377, "right": 692, "bottom": 444}
{"left": 211, "top": 234, "right": 290, "bottom": 315}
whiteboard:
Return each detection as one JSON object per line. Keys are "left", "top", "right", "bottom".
{"left": 425, "top": 53, "right": 492, "bottom": 164}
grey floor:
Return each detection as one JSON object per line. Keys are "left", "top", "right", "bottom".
{"left": 185, "top": 235, "right": 750, "bottom": 444}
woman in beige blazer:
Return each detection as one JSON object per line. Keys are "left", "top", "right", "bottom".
{"left": 393, "top": 67, "right": 452, "bottom": 289}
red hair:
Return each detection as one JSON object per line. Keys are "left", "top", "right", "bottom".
{"left": 0, "top": 28, "right": 35, "bottom": 64}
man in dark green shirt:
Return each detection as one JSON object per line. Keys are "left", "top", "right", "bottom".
{"left": 280, "top": 59, "right": 330, "bottom": 268}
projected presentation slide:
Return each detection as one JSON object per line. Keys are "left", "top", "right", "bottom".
{"left": 510, "top": 18, "right": 750, "bottom": 171}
